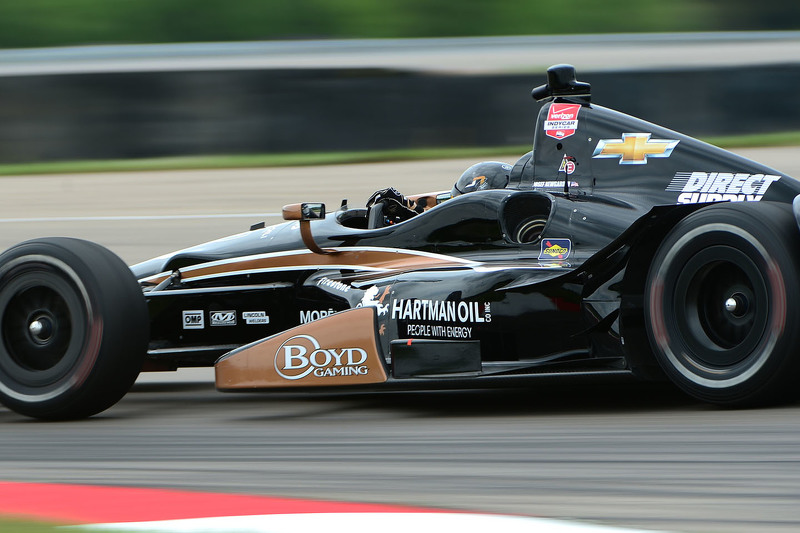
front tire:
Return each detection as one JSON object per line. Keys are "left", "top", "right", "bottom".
{"left": 644, "top": 202, "right": 800, "bottom": 406}
{"left": 0, "top": 238, "right": 148, "bottom": 419}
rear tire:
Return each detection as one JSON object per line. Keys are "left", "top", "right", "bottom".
{"left": 644, "top": 202, "right": 800, "bottom": 406}
{"left": 0, "top": 238, "right": 148, "bottom": 419}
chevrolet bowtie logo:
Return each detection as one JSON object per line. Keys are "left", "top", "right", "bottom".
{"left": 592, "top": 133, "right": 679, "bottom": 165}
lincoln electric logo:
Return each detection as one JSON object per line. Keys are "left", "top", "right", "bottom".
{"left": 274, "top": 334, "right": 369, "bottom": 380}
{"left": 592, "top": 133, "right": 678, "bottom": 164}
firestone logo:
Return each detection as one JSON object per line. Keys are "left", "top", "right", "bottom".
{"left": 274, "top": 334, "right": 369, "bottom": 380}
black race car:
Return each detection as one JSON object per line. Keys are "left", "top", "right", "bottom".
{"left": 2, "top": 64, "right": 799, "bottom": 420}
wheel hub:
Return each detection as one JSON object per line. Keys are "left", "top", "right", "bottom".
{"left": 672, "top": 246, "right": 768, "bottom": 366}
{"left": 724, "top": 292, "right": 749, "bottom": 318}
{"left": 28, "top": 314, "right": 55, "bottom": 344}
{"left": 1, "top": 281, "right": 75, "bottom": 373}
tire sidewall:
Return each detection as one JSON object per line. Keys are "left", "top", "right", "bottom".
{"left": 645, "top": 203, "right": 800, "bottom": 404}
{"left": 0, "top": 238, "right": 147, "bottom": 419}
{"left": 0, "top": 253, "right": 101, "bottom": 402}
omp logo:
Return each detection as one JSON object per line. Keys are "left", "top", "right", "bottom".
{"left": 182, "top": 310, "right": 204, "bottom": 329}
{"left": 275, "top": 334, "right": 369, "bottom": 380}
{"left": 592, "top": 133, "right": 678, "bottom": 164}
{"left": 210, "top": 311, "right": 236, "bottom": 326}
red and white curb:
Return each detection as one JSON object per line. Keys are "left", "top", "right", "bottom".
{"left": 0, "top": 482, "right": 664, "bottom": 533}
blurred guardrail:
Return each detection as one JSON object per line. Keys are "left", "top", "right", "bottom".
{"left": 0, "top": 32, "right": 799, "bottom": 163}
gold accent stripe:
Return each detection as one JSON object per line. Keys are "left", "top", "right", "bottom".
{"left": 141, "top": 247, "right": 476, "bottom": 285}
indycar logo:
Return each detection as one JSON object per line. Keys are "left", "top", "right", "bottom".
{"left": 592, "top": 133, "right": 678, "bottom": 165}
{"left": 666, "top": 172, "right": 781, "bottom": 204}
{"left": 274, "top": 334, "right": 369, "bottom": 380}
{"left": 539, "top": 239, "right": 571, "bottom": 260}
{"left": 210, "top": 310, "right": 236, "bottom": 326}
{"left": 544, "top": 103, "right": 581, "bottom": 139}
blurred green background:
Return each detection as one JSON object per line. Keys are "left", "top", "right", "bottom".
{"left": 0, "top": 0, "right": 798, "bottom": 48}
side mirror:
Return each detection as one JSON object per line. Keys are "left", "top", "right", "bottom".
{"left": 282, "top": 202, "right": 326, "bottom": 221}
{"left": 281, "top": 202, "right": 334, "bottom": 255}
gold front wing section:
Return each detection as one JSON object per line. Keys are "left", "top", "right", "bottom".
{"left": 215, "top": 307, "right": 388, "bottom": 390}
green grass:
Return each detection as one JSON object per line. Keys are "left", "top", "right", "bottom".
{"left": 0, "top": 0, "right": 769, "bottom": 48}
{"left": 0, "top": 146, "right": 533, "bottom": 176}
{"left": 702, "top": 130, "right": 800, "bottom": 149}
{"left": 0, "top": 517, "right": 129, "bottom": 533}
{"left": 0, "top": 131, "right": 797, "bottom": 177}
{"left": 1, "top": 0, "right": 798, "bottom": 49}
{"left": 0, "top": 517, "right": 66, "bottom": 532}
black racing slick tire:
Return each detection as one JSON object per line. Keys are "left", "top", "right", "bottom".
{"left": 644, "top": 202, "right": 800, "bottom": 406}
{"left": 0, "top": 238, "right": 148, "bottom": 420}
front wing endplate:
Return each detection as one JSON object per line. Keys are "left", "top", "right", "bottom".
{"left": 215, "top": 307, "right": 388, "bottom": 390}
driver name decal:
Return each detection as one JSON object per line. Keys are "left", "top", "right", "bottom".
{"left": 666, "top": 172, "right": 780, "bottom": 204}
{"left": 534, "top": 180, "right": 579, "bottom": 189}
{"left": 544, "top": 103, "right": 581, "bottom": 139}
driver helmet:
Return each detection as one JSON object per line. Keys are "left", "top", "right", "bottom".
{"left": 451, "top": 161, "right": 512, "bottom": 197}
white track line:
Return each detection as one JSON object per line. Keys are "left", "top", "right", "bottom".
{"left": 78, "top": 512, "right": 668, "bottom": 533}
{"left": 0, "top": 213, "right": 281, "bottom": 223}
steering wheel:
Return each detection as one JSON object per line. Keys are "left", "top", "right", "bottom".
{"left": 366, "top": 188, "right": 417, "bottom": 229}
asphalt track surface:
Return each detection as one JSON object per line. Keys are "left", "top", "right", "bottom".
{"left": 1, "top": 147, "right": 800, "bottom": 532}
{"left": 2, "top": 32, "right": 800, "bottom": 76}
